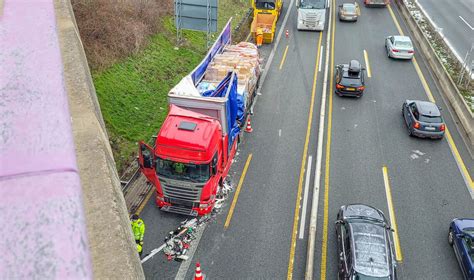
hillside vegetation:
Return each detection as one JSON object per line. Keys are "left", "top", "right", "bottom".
{"left": 73, "top": 0, "right": 250, "bottom": 173}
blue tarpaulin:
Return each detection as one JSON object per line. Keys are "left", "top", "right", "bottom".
{"left": 202, "top": 72, "right": 242, "bottom": 151}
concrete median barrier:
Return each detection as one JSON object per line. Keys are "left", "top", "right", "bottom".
{"left": 394, "top": 0, "right": 474, "bottom": 148}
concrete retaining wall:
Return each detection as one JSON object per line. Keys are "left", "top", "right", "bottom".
{"left": 54, "top": 0, "right": 145, "bottom": 278}
{"left": 394, "top": 0, "right": 474, "bottom": 147}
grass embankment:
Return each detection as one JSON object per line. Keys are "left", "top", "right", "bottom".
{"left": 93, "top": 0, "right": 250, "bottom": 174}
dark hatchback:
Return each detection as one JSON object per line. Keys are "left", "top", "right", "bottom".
{"left": 336, "top": 204, "right": 397, "bottom": 280}
{"left": 335, "top": 60, "right": 366, "bottom": 98}
{"left": 449, "top": 218, "right": 474, "bottom": 280}
{"left": 402, "top": 100, "right": 445, "bottom": 139}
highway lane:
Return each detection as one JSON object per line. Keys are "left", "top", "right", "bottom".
{"left": 137, "top": 0, "right": 326, "bottom": 278}
{"left": 416, "top": 0, "right": 474, "bottom": 63}
{"left": 135, "top": 1, "right": 473, "bottom": 279}
{"left": 186, "top": 2, "right": 326, "bottom": 278}
{"left": 138, "top": 40, "right": 279, "bottom": 279}
{"left": 313, "top": 1, "right": 474, "bottom": 279}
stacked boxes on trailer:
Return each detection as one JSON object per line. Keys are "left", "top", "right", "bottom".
{"left": 138, "top": 20, "right": 261, "bottom": 216}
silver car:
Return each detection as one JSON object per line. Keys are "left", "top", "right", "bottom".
{"left": 385, "top": 35, "right": 414, "bottom": 59}
{"left": 338, "top": 3, "right": 359, "bottom": 22}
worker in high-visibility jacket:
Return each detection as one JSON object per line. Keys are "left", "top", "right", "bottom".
{"left": 131, "top": 213, "right": 145, "bottom": 257}
{"left": 256, "top": 27, "right": 264, "bottom": 48}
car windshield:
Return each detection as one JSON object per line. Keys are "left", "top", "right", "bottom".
{"left": 300, "top": 0, "right": 326, "bottom": 9}
{"left": 343, "top": 5, "right": 356, "bottom": 13}
{"left": 156, "top": 157, "right": 210, "bottom": 183}
{"left": 395, "top": 40, "right": 412, "bottom": 48}
{"left": 419, "top": 114, "right": 442, "bottom": 123}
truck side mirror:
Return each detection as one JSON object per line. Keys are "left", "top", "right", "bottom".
{"left": 140, "top": 144, "right": 153, "bottom": 169}
{"left": 210, "top": 155, "right": 218, "bottom": 176}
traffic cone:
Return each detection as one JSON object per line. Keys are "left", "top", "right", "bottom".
{"left": 194, "top": 262, "right": 203, "bottom": 280}
{"left": 285, "top": 29, "right": 289, "bottom": 38}
{"left": 245, "top": 117, "right": 253, "bottom": 133}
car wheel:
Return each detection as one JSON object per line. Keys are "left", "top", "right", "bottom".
{"left": 387, "top": 48, "right": 391, "bottom": 58}
{"left": 448, "top": 229, "right": 454, "bottom": 246}
{"left": 408, "top": 128, "right": 414, "bottom": 137}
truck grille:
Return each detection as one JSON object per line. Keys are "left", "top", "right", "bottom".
{"left": 160, "top": 180, "right": 202, "bottom": 207}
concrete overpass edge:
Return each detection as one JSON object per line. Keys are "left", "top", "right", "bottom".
{"left": 54, "top": 0, "right": 145, "bottom": 278}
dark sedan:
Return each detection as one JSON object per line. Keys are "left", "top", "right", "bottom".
{"left": 335, "top": 60, "right": 366, "bottom": 98}
{"left": 449, "top": 218, "right": 474, "bottom": 280}
{"left": 336, "top": 204, "right": 397, "bottom": 280}
{"left": 402, "top": 100, "right": 445, "bottom": 139}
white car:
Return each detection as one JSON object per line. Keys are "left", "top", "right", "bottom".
{"left": 385, "top": 35, "right": 414, "bottom": 60}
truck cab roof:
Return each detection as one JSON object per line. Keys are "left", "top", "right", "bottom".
{"left": 156, "top": 105, "right": 221, "bottom": 163}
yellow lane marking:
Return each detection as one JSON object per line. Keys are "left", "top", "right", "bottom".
{"left": 388, "top": 2, "right": 474, "bottom": 189}
{"left": 382, "top": 166, "right": 403, "bottom": 262}
{"left": 224, "top": 154, "right": 253, "bottom": 229}
{"left": 412, "top": 57, "right": 435, "bottom": 102}
{"left": 245, "top": 32, "right": 252, "bottom": 42}
{"left": 320, "top": 1, "right": 336, "bottom": 278}
{"left": 136, "top": 187, "right": 155, "bottom": 215}
{"left": 387, "top": 4, "right": 404, "bottom": 35}
{"left": 363, "top": 50, "right": 372, "bottom": 78}
{"left": 280, "top": 45, "right": 290, "bottom": 70}
{"left": 287, "top": 32, "right": 323, "bottom": 280}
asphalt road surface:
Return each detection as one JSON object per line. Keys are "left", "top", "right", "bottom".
{"left": 138, "top": 0, "right": 474, "bottom": 279}
{"left": 416, "top": 0, "right": 474, "bottom": 62}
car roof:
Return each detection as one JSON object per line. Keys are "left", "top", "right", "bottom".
{"left": 415, "top": 101, "right": 441, "bottom": 116}
{"left": 340, "top": 64, "right": 362, "bottom": 78}
{"left": 393, "top": 35, "right": 411, "bottom": 42}
{"left": 350, "top": 222, "right": 391, "bottom": 277}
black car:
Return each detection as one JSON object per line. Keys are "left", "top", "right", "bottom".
{"left": 448, "top": 218, "right": 474, "bottom": 279}
{"left": 402, "top": 100, "right": 445, "bottom": 139}
{"left": 336, "top": 204, "right": 397, "bottom": 280}
{"left": 335, "top": 60, "right": 366, "bottom": 98}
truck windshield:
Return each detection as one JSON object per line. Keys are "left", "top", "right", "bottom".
{"left": 156, "top": 157, "right": 210, "bottom": 183}
{"left": 256, "top": 0, "right": 276, "bottom": 9}
{"left": 300, "top": 0, "right": 326, "bottom": 9}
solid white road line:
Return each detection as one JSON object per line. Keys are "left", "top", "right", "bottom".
{"left": 299, "top": 155, "right": 313, "bottom": 239}
{"left": 459, "top": 16, "right": 474, "bottom": 30}
{"left": 319, "top": 46, "right": 324, "bottom": 72}
{"left": 415, "top": 0, "right": 465, "bottom": 67}
{"left": 305, "top": 0, "right": 333, "bottom": 277}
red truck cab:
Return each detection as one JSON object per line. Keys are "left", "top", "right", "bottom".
{"left": 139, "top": 105, "right": 236, "bottom": 216}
